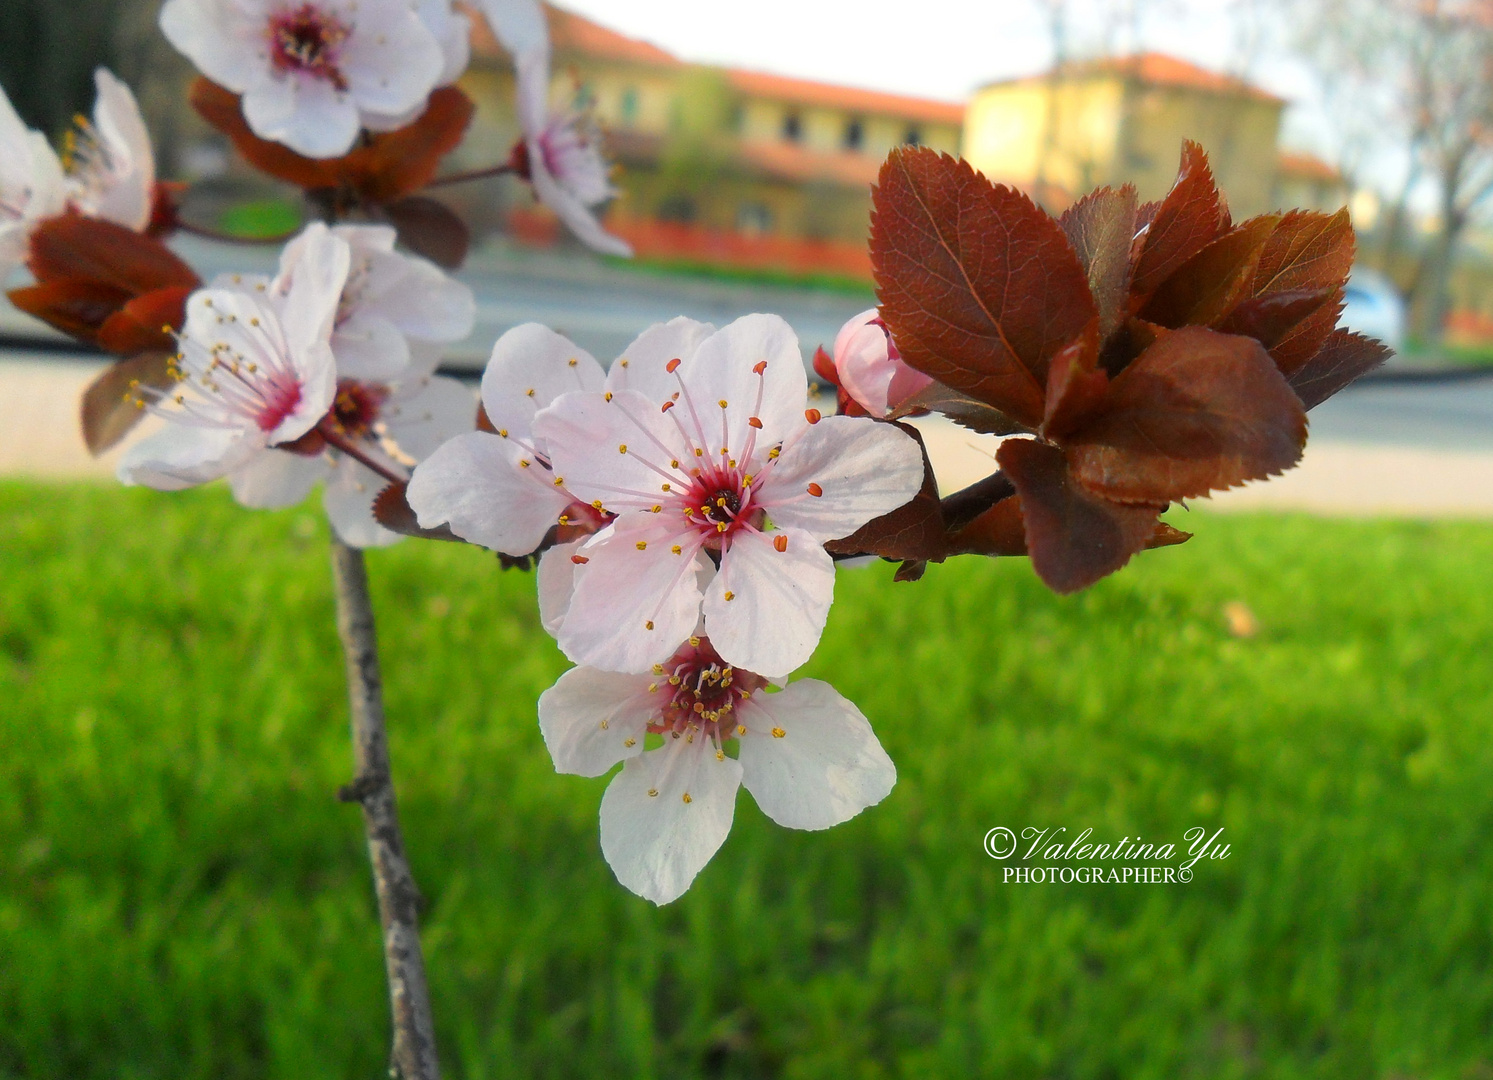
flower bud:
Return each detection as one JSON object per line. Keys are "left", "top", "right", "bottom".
{"left": 829, "top": 308, "right": 932, "bottom": 417}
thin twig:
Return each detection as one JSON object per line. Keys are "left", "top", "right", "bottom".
{"left": 424, "top": 163, "right": 518, "bottom": 189}
{"left": 319, "top": 424, "right": 411, "bottom": 486}
{"left": 330, "top": 541, "right": 440, "bottom": 1080}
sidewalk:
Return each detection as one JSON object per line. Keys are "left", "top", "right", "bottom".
{"left": 7, "top": 354, "right": 1493, "bottom": 518}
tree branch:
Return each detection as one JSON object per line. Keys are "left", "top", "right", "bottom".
{"left": 330, "top": 541, "right": 440, "bottom": 1080}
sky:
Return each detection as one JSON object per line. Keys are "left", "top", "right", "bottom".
{"left": 554, "top": 0, "right": 1387, "bottom": 190}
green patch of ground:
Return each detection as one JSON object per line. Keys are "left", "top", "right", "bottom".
{"left": 1, "top": 482, "right": 1491, "bottom": 1079}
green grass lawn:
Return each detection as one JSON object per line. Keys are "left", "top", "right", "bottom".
{"left": 2, "top": 482, "right": 1492, "bottom": 1080}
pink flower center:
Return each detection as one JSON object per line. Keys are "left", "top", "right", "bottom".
{"left": 646, "top": 637, "right": 767, "bottom": 739}
{"left": 254, "top": 372, "right": 304, "bottom": 432}
{"left": 678, "top": 468, "right": 763, "bottom": 550}
{"left": 328, "top": 379, "right": 387, "bottom": 439}
{"left": 268, "top": 4, "right": 351, "bottom": 90}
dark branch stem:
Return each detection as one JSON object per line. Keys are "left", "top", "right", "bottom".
{"left": 424, "top": 163, "right": 518, "bottom": 189}
{"left": 319, "top": 424, "right": 411, "bottom": 486}
{"left": 330, "top": 542, "right": 440, "bottom": 1080}
{"left": 939, "top": 470, "right": 1017, "bottom": 531}
{"left": 174, "top": 220, "right": 304, "bottom": 245}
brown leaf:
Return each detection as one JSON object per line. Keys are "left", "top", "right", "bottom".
{"left": 871, "top": 147, "right": 1097, "bottom": 428}
{"left": 1066, "top": 326, "right": 1307, "bottom": 504}
{"left": 947, "top": 496, "right": 1191, "bottom": 560}
{"left": 1139, "top": 213, "right": 1279, "bottom": 328}
{"left": 1249, "top": 209, "right": 1355, "bottom": 297}
{"left": 1129, "top": 142, "right": 1228, "bottom": 306}
{"left": 354, "top": 88, "right": 476, "bottom": 203}
{"left": 371, "top": 482, "right": 465, "bottom": 542}
{"left": 826, "top": 423, "right": 946, "bottom": 561}
{"left": 191, "top": 79, "right": 475, "bottom": 204}
{"left": 382, "top": 196, "right": 470, "bottom": 270}
{"left": 946, "top": 495, "right": 1028, "bottom": 557}
{"left": 80, "top": 351, "right": 176, "bottom": 454}
{"left": 997, "top": 437, "right": 1163, "bottom": 594}
{"left": 190, "top": 79, "right": 346, "bottom": 190}
{"left": 1268, "top": 290, "right": 1345, "bottom": 377}
{"left": 28, "top": 213, "right": 198, "bottom": 295}
{"left": 1288, "top": 329, "right": 1392, "bottom": 410}
{"left": 1215, "top": 288, "right": 1335, "bottom": 350}
{"left": 1041, "top": 323, "right": 1107, "bottom": 439}
{"left": 1060, "top": 185, "right": 1137, "bottom": 341}
{"left": 96, "top": 285, "right": 193, "bottom": 355}
{"left": 8, "top": 279, "right": 133, "bottom": 341}
{"left": 891, "top": 380, "right": 1031, "bottom": 435}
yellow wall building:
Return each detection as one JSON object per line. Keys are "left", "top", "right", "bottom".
{"left": 963, "top": 53, "right": 1287, "bottom": 216}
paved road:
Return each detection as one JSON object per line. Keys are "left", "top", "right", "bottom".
{"left": 1, "top": 237, "right": 874, "bottom": 372}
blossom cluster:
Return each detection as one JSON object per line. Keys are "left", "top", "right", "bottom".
{"left": 406, "top": 313, "right": 925, "bottom": 902}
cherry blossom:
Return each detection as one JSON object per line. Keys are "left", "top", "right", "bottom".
{"left": 532, "top": 313, "right": 925, "bottom": 678}
{"left": 117, "top": 223, "right": 349, "bottom": 490}
{"left": 231, "top": 348, "right": 476, "bottom": 547}
{"left": 64, "top": 69, "right": 156, "bottom": 233}
{"left": 363, "top": 0, "right": 472, "bottom": 132}
{"left": 159, "top": 0, "right": 445, "bottom": 158}
{"left": 0, "top": 84, "right": 66, "bottom": 284}
{"left": 224, "top": 223, "right": 476, "bottom": 380}
{"left": 827, "top": 308, "right": 932, "bottom": 417}
{"left": 478, "top": 0, "right": 630, "bottom": 256}
{"left": 538, "top": 635, "right": 896, "bottom": 905}
{"left": 407, "top": 321, "right": 618, "bottom": 625}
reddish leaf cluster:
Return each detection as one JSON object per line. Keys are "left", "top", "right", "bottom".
{"left": 190, "top": 79, "right": 475, "bottom": 267}
{"left": 860, "top": 142, "right": 1390, "bottom": 593}
{"left": 7, "top": 214, "right": 203, "bottom": 454}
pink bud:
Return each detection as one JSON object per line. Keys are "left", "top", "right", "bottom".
{"left": 831, "top": 308, "right": 932, "bottom": 417}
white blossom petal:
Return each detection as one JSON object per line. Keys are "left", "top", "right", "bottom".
{"left": 534, "top": 389, "right": 689, "bottom": 514}
{"left": 406, "top": 430, "right": 568, "bottom": 554}
{"left": 600, "top": 738, "right": 742, "bottom": 905}
{"left": 118, "top": 423, "right": 260, "bottom": 490}
{"left": 705, "top": 526, "right": 835, "bottom": 678}
{"left": 228, "top": 448, "right": 328, "bottom": 508}
{"left": 338, "top": 6, "right": 444, "bottom": 116}
{"left": 332, "top": 312, "right": 410, "bottom": 380}
{"left": 737, "top": 680, "right": 896, "bottom": 831}
{"left": 682, "top": 314, "right": 808, "bottom": 455}
{"left": 528, "top": 147, "right": 633, "bottom": 257}
{"left": 538, "top": 666, "right": 655, "bottom": 776}
{"left": 559, "top": 516, "right": 708, "bottom": 672}
{"left": 324, "top": 459, "right": 401, "bottom": 548}
{"left": 757, "top": 415, "right": 924, "bottom": 542}
{"left": 480, "top": 323, "right": 604, "bottom": 439}
{"left": 242, "top": 74, "right": 361, "bottom": 160}
{"left": 78, "top": 69, "right": 154, "bottom": 232}
{"left": 537, "top": 538, "right": 584, "bottom": 636}
{"left": 481, "top": 0, "right": 550, "bottom": 77}
{"left": 604, "top": 317, "right": 715, "bottom": 400}
{"left": 158, "top": 0, "right": 264, "bottom": 93}
{"left": 384, "top": 374, "right": 475, "bottom": 461}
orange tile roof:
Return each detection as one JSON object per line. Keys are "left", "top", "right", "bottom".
{"left": 1278, "top": 150, "right": 1344, "bottom": 183}
{"left": 985, "top": 52, "right": 1284, "bottom": 104}
{"left": 466, "top": 2, "right": 680, "bottom": 67}
{"left": 465, "top": 5, "right": 962, "bottom": 124}
{"left": 725, "top": 69, "right": 965, "bottom": 126}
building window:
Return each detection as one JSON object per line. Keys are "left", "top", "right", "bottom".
{"left": 657, "top": 194, "right": 697, "bottom": 224}
{"left": 902, "top": 127, "right": 922, "bottom": 146}
{"left": 782, "top": 111, "right": 802, "bottom": 143}
{"left": 843, "top": 118, "right": 863, "bottom": 151}
{"left": 736, "top": 202, "right": 773, "bottom": 236}
{"left": 619, "top": 87, "right": 639, "bottom": 126}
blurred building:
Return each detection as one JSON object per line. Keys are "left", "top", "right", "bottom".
{"left": 129, "top": 4, "right": 1355, "bottom": 282}
{"left": 962, "top": 53, "right": 1291, "bottom": 216}
{"left": 461, "top": 5, "right": 961, "bottom": 277}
